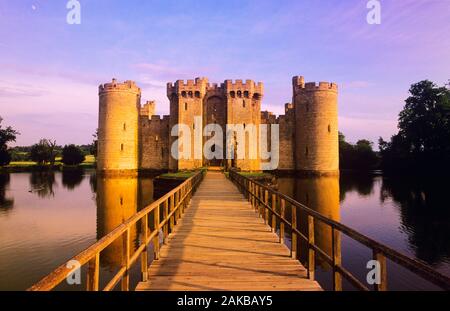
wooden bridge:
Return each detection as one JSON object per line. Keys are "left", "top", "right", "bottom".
{"left": 29, "top": 170, "right": 450, "bottom": 291}
{"left": 136, "top": 172, "right": 320, "bottom": 291}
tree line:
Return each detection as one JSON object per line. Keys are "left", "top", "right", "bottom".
{"left": 339, "top": 80, "right": 450, "bottom": 173}
{"left": 0, "top": 121, "right": 96, "bottom": 167}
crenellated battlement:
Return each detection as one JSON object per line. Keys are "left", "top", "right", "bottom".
{"left": 206, "top": 82, "right": 226, "bottom": 93}
{"left": 99, "top": 78, "right": 141, "bottom": 95}
{"left": 167, "top": 77, "right": 209, "bottom": 97}
{"left": 141, "top": 114, "right": 171, "bottom": 126}
{"left": 224, "top": 79, "right": 264, "bottom": 97}
{"left": 293, "top": 76, "right": 338, "bottom": 94}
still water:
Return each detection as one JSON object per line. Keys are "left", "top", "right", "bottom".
{"left": 0, "top": 170, "right": 172, "bottom": 291}
{"left": 275, "top": 173, "right": 449, "bottom": 290}
{"left": 0, "top": 171, "right": 448, "bottom": 290}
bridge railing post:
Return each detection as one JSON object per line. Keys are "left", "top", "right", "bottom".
{"left": 280, "top": 199, "right": 285, "bottom": 244}
{"left": 271, "top": 193, "right": 277, "bottom": 233}
{"left": 331, "top": 227, "right": 342, "bottom": 291}
{"left": 307, "top": 215, "right": 315, "bottom": 281}
{"left": 154, "top": 204, "right": 160, "bottom": 260}
{"left": 140, "top": 214, "right": 149, "bottom": 282}
{"left": 373, "top": 250, "right": 388, "bottom": 291}
{"left": 163, "top": 200, "right": 169, "bottom": 244}
{"left": 86, "top": 253, "right": 100, "bottom": 291}
{"left": 175, "top": 190, "right": 180, "bottom": 223}
{"left": 291, "top": 204, "right": 297, "bottom": 259}
{"left": 121, "top": 228, "right": 130, "bottom": 291}
{"left": 252, "top": 182, "right": 256, "bottom": 209}
{"left": 264, "top": 190, "right": 269, "bottom": 225}
{"left": 169, "top": 194, "right": 175, "bottom": 233}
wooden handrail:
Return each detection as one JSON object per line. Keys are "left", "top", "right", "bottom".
{"left": 229, "top": 170, "right": 450, "bottom": 291}
{"left": 28, "top": 171, "right": 204, "bottom": 291}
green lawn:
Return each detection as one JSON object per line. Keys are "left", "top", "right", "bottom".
{"left": 160, "top": 171, "right": 197, "bottom": 179}
{"left": 8, "top": 161, "right": 38, "bottom": 167}
{"left": 238, "top": 171, "right": 273, "bottom": 178}
{"left": 6, "top": 155, "right": 96, "bottom": 169}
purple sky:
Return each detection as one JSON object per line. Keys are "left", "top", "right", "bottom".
{"left": 0, "top": 0, "right": 449, "bottom": 146}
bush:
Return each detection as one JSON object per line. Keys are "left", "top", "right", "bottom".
{"left": 10, "top": 150, "right": 30, "bottom": 162}
{"left": 0, "top": 148, "right": 11, "bottom": 166}
{"left": 61, "top": 145, "right": 85, "bottom": 165}
{"left": 30, "top": 140, "right": 54, "bottom": 165}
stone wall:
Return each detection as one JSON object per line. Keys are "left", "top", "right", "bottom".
{"left": 139, "top": 115, "right": 170, "bottom": 170}
{"left": 277, "top": 103, "right": 296, "bottom": 170}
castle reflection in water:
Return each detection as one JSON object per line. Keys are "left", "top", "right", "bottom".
{"left": 276, "top": 177, "right": 341, "bottom": 272}
{"left": 95, "top": 173, "right": 343, "bottom": 283}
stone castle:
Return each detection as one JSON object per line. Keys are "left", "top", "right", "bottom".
{"left": 97, "top": 76, "right": 338, "bottom": 174}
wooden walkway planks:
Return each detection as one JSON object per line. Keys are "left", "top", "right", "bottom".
{"left": 136, "top": 171, "right": 322, "bottom": 291}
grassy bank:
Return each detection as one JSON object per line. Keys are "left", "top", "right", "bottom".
{"left": 159, "top": 168, "right": 207, "bottom": 180}
{"left": 237, "top": 171, "right": 273, "bottom": 179}
{"left": 1, "top": 155, "right": 96, "bottom": 172}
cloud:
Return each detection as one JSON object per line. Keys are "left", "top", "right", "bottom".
{"left": 0, "top": 63, "right": 106, "bottom": 86}
{"left": 0, "top": 81, "right": 48, "bottom": 98}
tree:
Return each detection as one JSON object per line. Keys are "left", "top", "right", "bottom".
{"left": 379, "top": 80, "right": 450, "bottom": 173}
{"left": 0, "top": 149, "right": 11, "bottom": 166}
{"left": 0, "top": 117, "right": 19, "bottom": 166}
{"left": 0, "top": 117, "right": 19, "bottom": 147}
{"left": 398, "top": 80, "right": 450, "bottom": 154}
{"left": 30, "top": 139, "right": 57, "bottom": 165}
{"left": 339, "top": 133, "right": 378, "bottom": 170}
{"left": 353, "top": 140, "right": 378, "bottom": 170}
{"left": 61, "top": 145, "right": 85, "bottom": 165}
{"left": 90, "top": 129, "right": 98, "bottom": 157}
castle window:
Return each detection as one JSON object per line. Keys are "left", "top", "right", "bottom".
{"left": 195, "top": 91, "right": 200, "bottom": 98}
{"left": 188, "top": 91, "right": 193, "bottom": 98}
{"left": 181, "top": 91, "right": 187, "bottom": 98}
{"left": 243, "top": 100, "right": 246, "bottom": 108}
{"left": 123, "top": 123, "right": 126, "bottom": 131}
{"left": 193, "top": 123, "right": 195, "bottom": 130}
{"left": 328, "top": 124, "right": 331, "bottom": 133}
{"left": 305, "top": 147, "right": 308, "bottom": 156}
{"left": 121, "top": 143, "right": 124, "bottom": 151}
{"left": 243, "top": 123, "right": 246, "bottom": 128}
{"left": 155, "top": 135, "right": 159, "bottom": 142}
{"left": 237, "top": 90, "right": 242, "bottom": 98}
{"left": 161, "top": 148, "right": 164, "bottom": 157}
{"left": 253, "top": 93, "right": 261, "bottom": 100}
{"left": 185, "top": 102, "right": 188, "bottom": 110}
{"left": 120, "top": 197, "right": 123, "bottom": 206}
{"left": 244, "top": 91, "right": 249, "bottom": 98}
{"left": 230, "top": 91, "right": 235, "bottom": 98}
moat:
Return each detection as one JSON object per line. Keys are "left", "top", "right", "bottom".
{"left": 0, "top": 170, "right": 448, "bottom": 290}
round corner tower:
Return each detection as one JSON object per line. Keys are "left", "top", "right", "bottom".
{"left": 97, "top": 79, "right": 141, "bottom": 174}
{"left": 293, "top": 76, "right": 339, "bottom": 175}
